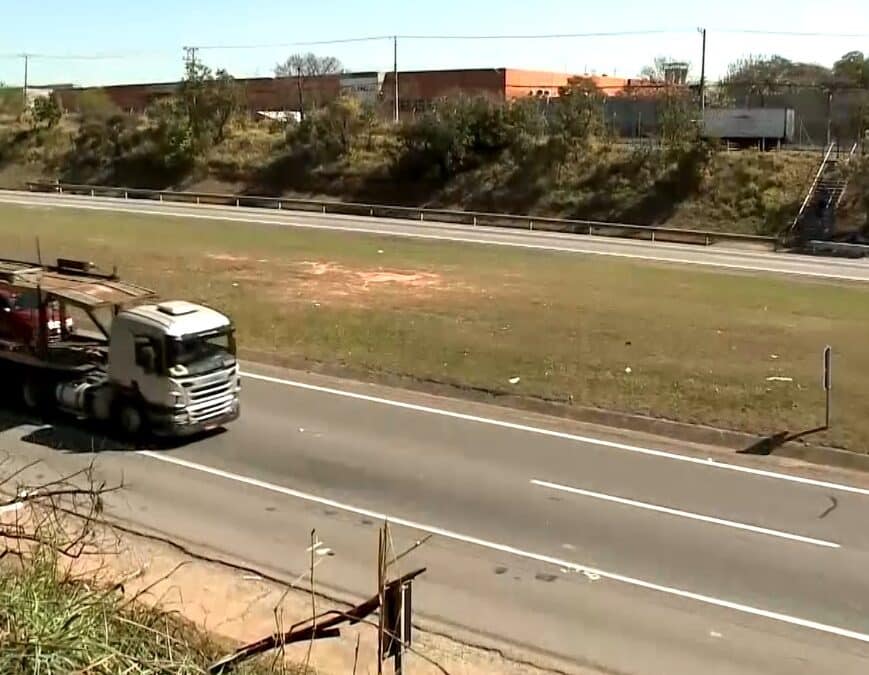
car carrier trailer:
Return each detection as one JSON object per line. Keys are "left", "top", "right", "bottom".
{"left": 0, "top": 257, "right": 240, "bottom": 437}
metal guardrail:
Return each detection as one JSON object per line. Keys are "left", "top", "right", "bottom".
{"left": 23, "top": 181, "right": 777, "bottom": 248}
{"left": 808, "top": 240, "right": 869, "bottom": 257}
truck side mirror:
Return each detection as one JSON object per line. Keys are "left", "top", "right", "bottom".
{"left": 135, "top": 341, "right": 157, "bottom": 374}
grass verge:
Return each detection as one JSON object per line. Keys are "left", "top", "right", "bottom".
{"left": 0, "top": 549, "right": 282, "bottom": 674}
{"left": 1, "top": 202, "right": 868, "bottom": 452}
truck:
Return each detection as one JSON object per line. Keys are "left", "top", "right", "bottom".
{"left": 0, "top": 257, "right": 240, "bottom": 437}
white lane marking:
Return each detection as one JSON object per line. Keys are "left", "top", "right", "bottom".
{"left": 138, "top": 450, "right": 869, "bottom": 645}
{"left": 2, "top": 195, "right": 868, "bottom": 282}
{"left": 531, "top": 479, "right": 840, "bottom": 549}
{"left": 241, "top": 371, "right": 869, "bottom": 497}
{"left": 0, "top": 192, "right": 771, "bottom": 261}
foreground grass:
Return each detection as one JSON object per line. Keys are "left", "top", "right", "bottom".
{"left": 0, "top": 550, "right": 278, "bottom": 674}
{"left": 2, "top": 202, "right": 868, "bottom": 452}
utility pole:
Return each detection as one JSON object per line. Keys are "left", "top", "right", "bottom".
{"left": 698, "top": 27, "right": 707, "bottom": 112}
{"left": 182, "top": 46, "right": 199, "bottom": 74}
{"left": 393, "top": 35, "right": 399, "bottom": 124}
{"left": 22, "top": 53, "right": 29, "bottom": 111}
{"left": 296, "top": 66, "right": 305, "bottom": 122}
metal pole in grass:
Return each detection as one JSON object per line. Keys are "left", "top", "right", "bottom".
{"left": 823, "top": 345, "right": 832, "bottom": 430}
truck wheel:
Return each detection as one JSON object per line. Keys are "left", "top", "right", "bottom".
{"left": 118, "top": 403, "right": 145, "bottom": 437}
{"left": 22, "top": 377, "right": 47, "bottom": 412}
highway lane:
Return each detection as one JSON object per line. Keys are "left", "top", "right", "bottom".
{"left": 3, "top": 190, "right": 869, "bottom": 282}
{"left": 1, "top": 364, "right": 868, "bottom": 674}
{"left": 2, "top": 189, "right": 869, "bottom": 672}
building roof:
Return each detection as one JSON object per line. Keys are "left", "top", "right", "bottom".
{"left": 0, "top": 259, "right": 155, "bottom": 309}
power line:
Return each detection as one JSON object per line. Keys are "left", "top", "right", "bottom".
{"left": 4, "top": 27, "right": 868, "bottom": 62}
{"left": 0, "top": 50, "right": 175, "bottom": 61}
{"left": 193, "top": 35, "right": 394, "bottom": 51}
{"left": 398, "top": 29, "right": 690, "bottom": 40}
{"left": 716, "top": 29, "right": 869, "bottom": 38}
{"left": 8, "top": 29, "right": 692, "bottom": 59}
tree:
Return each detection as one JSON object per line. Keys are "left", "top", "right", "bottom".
{"left": 211, "top": 69, "right": 242, "bottom": 143}
{"left": 657, "top": 90, "right": 699, "bottom": 147}
{"left": 174, "top": 60, "right": 242, "bottom": 150}
{"left": 722, "top": 55, "right": 831, "bottom": 106}
{"left": 833, "top": 51, "right": 869, "bottom": 88}
{"left": 547, "top": 79, "right": 606, "bottom": 170}
{"left": 146, "top": 97, "right": 195, "bottom": 170}
{"left": 394, "top": 97, "right": 513, "bottom": 180}
{"left": 290, "top": 95, "right": 369, "bottom": 159}
{"left": 274, "top": 53, "right": 343, "bottom": 121}
{"left": 29, "top": 95, "right": 61, "bottom": 129}
{"left": 274, "top": 53, "right": 343, "bottom": 78}
{"left": 504, "top": 97, "right": 547, "bottom": 160}
{"left": 63, "top": 112, "right": 136, "bottom": 181}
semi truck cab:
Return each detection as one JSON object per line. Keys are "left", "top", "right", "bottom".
{"left": 104, "top": 300, "right": 241, "bottom": 435}
{"left": 0, "top": 257, "right": 240, "bottom": 438}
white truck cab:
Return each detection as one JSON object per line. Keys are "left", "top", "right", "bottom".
{"left": 106, "top": 300, "right": 241, "bottom": 435}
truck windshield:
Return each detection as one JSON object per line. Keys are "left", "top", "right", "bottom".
{"left": 167, "top": 328, "right": 236, "bottom": 376}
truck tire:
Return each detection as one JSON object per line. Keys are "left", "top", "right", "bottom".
{"left": 21, "top": 376, "right": 49, "bottom": 412}
{"left": 118, "top": 402, "right": 146, "bottom": 437}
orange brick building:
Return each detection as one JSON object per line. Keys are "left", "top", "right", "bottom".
{"left": 57, "top": 68, "right": 632, "bottom": 115}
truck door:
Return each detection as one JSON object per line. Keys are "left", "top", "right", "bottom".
{"left": 130, "top": 334, "right": 169, "bottom": 407}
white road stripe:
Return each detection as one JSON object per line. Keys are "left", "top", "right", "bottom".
{"left": 2, "top": 194, "right": 868, "bottom": 282}
{"left": 137, "top": 450, "right": 869, "bottom": 645}
{"left": 531, "top": 479, "right": 840, "bottom": 548}
{"left": 241, "top": 371, "right": 869, "bottom": 497}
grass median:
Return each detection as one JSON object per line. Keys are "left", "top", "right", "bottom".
{"left": 2, "top": 201, "right": 868, "bottom": 452}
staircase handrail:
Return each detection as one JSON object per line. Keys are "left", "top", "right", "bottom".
{"left": 835, "top": 141, "right": 860, "bottom": 208}
{"left": 789, "top": 141, "right": 836, "bottom": 236}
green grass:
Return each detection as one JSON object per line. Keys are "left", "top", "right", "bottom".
{"left": 2, "top": 202, "right": 869, "bottom": 452}
{"left": 0, "top": 549, "right": 281, "bottom": 674}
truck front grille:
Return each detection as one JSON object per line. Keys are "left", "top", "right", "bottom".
{"left": 180, "top": 367, "right": 238, "bottom": 423}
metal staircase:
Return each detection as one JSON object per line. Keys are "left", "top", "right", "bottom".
{"left": 788, "top": 142, "right": 858, "bottom": 245}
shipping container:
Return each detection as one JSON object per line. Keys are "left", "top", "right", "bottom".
{"left": 702, "top": 108, "right": 795, "bottom": 143}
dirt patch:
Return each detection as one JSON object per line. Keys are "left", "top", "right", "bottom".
{"left": 59, "top": 526, "right": 579, "bottom": 675}
{"left": 298, "top": 261, "right": 442, "bottom": 293}
{"left": 204, "top": 255, "right": 457, "bottom": 307}
{"left": 288, "top": 261, "right": 450, "bottom": 307}
{"left": 208, "top": 253, "right": 253, "bottom": 263}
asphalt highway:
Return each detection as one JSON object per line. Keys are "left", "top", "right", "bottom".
{"left": 1, "top": 364, "right": 868, "bottom": 675}
{"left": 1, "top": 190, "right": 869, "bottom": 673}
{"left": 3, "top": 190, "right": 869, "bottom": 282}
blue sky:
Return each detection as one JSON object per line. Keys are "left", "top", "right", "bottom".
{"left": 0, "top": 0, "right": 866, "bottom": 87}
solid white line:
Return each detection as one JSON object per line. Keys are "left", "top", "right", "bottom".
{"left": 2, "top": 194, "right": 868, "bottom": 282}
{"left": 530, "top": 479, "right": 840, "bottom": 549}
{"left": 241, "top": 371, "right": 869, "bottom": 497}
{"left": 137, "top": 450, "right": 869, "bottom": 644}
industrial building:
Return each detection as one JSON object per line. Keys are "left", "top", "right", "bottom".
{"left": 55, "top": 68, "right": 634, "bottom": 116}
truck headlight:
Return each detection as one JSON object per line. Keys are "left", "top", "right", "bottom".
{"left": 170, "top": 388, "right": 187, "bottom": 409}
